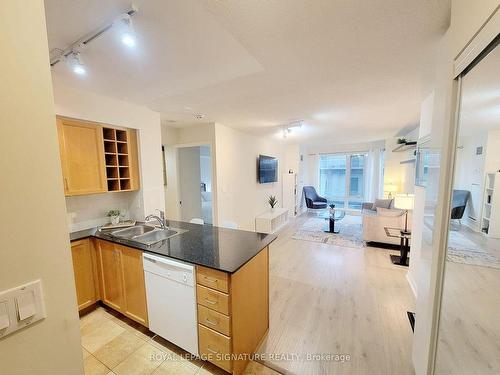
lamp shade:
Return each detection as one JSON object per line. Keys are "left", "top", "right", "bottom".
{"left": 384, "top": 184, "right": 398, "bottom": 193}
{"left": 394, "top": 193, "right": 415, "bottom": 210}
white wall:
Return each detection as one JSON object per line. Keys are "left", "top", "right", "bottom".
{"left": 65, "top": 191, "right": 139, "bottom": 231}
{"left": 384, "top": 127, "right": 419, "bottom": 194}
{"left": 52, "top": 80, "right": 165, "bottom": 228}
{"left": 0, "top": 1, "right": 83, "bottom": 373}
{"left": 214, "top": 123, "right": 290, "bottom": 231}
{"left": 408, "top": 92, "right": 435, "bottom": 298}
{"left": 412, "top": 30, "right": 455, "bottom": 375}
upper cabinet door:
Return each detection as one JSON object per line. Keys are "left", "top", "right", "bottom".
{"left": 57, "top": 117, "right": 107, "bottom": 196}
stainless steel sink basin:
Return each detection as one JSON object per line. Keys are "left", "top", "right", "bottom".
{"left": 111, "top": 224, "right": 155, "bottom": 239}
{"left": 133, "top": 229, "right": 180, "bottom": 245}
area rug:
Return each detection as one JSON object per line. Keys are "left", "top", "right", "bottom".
{"left": 292, "top": 215, "right": 365, "bottom": 249}
{"left": 447, "top": 230, "right": 500, "bottom": 269}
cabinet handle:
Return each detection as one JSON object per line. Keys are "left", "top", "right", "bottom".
{"left": 204, "top": 298, "right": 217, "bottom": 305}
{"left": 203, "top": 276, "right": 218, "bottom": 283}
{"left": 205, "top": 318, "right": 219, "bottom": 326}
{"left": 207, "top": 346, "right": 219, "bottom": 355}
{"left": 64, "top": 177, "right": 69, "bottom": 191}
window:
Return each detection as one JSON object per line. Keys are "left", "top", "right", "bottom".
{"left": 319, "top": 153, "right": 366, "bottom": 209}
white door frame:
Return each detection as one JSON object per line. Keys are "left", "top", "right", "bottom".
{"left": 172, "top": 142, "right": 217, "bottom": 225}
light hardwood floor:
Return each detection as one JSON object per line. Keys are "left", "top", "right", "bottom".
{"left": 435, "top": 225, "right": 500, "bottom": 375}
{"left": 255, "top": 212, "right": 416, "bottom": 375}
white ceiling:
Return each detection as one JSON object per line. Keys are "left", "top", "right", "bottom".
{"left": 45, "top": 0, "right": 450, "bottom": 144}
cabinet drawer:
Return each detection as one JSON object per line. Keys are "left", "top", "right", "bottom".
{"left": 198, "top": 324, "right": 232, "bottom": 373}
{"left": 197, "top": 266, "right": 229, "bottom": 293}
{"left": 198, "top": 304, "right": 231, "bottom": 336}
{"left": 196, "top": 285, "right": 230, "bottom": 315}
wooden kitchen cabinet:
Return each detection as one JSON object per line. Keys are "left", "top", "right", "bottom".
{"left": 70, "top": 239, "right": 100, "bottom": 311}
{"left": 95, "top": 240, "right": 148, "bottom": 326}
{"left": 97, "top": 240, "right": 125, "bottom": 312}
{"left": 120, "top": 245, "right": 148, "bottom": 326}
{"left": 57, "top": 117, "right": 107, "bottom": 196}
{"left": 196, "top": 247, "right": 269, "bottom": 375}
{"left": 57, "top": 116, "right": 140, "bottom": 196}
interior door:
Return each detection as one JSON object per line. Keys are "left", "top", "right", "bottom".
{"left": 178, "top": 146, "right": 203, "bottom": 221}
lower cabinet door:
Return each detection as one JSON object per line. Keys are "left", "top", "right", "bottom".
{"left": 120, "top": 245, "right": 148, "bottom": 326}
{"left": 98, "top": 240, "right": 125, "bottom": 311}
{"left": 71, "top": 239, "right": 98, "bottom": 310}
{"left": 198, "top": 324, "right": 232, "bottom": 372}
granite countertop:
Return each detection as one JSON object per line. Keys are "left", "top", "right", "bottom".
{"left": 70, "top": 220, "right": 276, "bottom": 274}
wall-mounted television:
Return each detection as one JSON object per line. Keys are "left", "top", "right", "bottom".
{"left": 258, "top": 155, "right": 278, "bottom": 183}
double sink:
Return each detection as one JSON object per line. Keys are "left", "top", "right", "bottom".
{"left": 107, "top": 224, "right": 187, "bottom": 246}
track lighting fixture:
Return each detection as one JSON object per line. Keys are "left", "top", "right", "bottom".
{"left": 118, "top": 13, "right": 136, "bottom": 48}
{"left": 50, "top": 4, "right": 139, "bottom": 76}
{"left": 281, "top": 121, "right": 304, "bottom": 138}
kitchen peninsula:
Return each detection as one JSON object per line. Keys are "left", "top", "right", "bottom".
{"left": 69, "top": 220, "right": 276, "bottom": 375}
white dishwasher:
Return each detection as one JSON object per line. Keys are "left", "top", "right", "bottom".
{"left": 143, "top": 253, "right": 198, "bottom": 356}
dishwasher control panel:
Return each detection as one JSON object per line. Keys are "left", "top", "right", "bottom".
{"left": 143, "top": 253, "right": 195, "bottom": 286}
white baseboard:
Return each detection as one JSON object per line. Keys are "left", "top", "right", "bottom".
{"left": 406, "top": 272, "right": 418, "bottom": 299}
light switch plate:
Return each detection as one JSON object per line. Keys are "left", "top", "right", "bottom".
{"left": 0, "top": 280, "right": 46, "bottom": 339}
{"left": 0, "top": 302, "right": 9, "bottom": 331}
{"left": 16, "top": 291, "right": 36, "bottom": 321}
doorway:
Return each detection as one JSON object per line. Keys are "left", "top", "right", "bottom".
{"left": 177, "top": 145, "right": 213, "bottom": 224}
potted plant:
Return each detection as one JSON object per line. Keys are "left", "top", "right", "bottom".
{"left": 268, "top": 195, "right": 277, "bottom": 211}
{"left": 397, "top": 137, "right": 407, "bottom": 144}
{"left": 106, "top": 209, "right": 121, "bottom": 225}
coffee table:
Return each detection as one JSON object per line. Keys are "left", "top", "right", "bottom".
{"left": 321, "top": 209, "right": 346, "bottom": 234}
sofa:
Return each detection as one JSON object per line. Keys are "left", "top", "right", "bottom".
{"left": 361, "top": 199, "right": 412, "bottom": 246}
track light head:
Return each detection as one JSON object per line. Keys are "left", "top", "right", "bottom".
{"left": 69, "top": 51, "right": 86, "bottom": 75}
{"left": 118, "top": 13, "right": 136, "bottom": 48}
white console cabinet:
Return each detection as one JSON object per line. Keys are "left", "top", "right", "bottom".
{"left": 255, "top": 208, "right": 288, "bottom": 234}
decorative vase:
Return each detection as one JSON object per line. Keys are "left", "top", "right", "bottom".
{"left": 270, "top": 207, "right": 275, "bottom": 212}
{"left": 110, "top": 215, "right": 120, "bottom": 225}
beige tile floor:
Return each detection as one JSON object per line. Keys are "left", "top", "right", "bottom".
{"left": 80, "top": 306, "right": 280, "bottom": 375}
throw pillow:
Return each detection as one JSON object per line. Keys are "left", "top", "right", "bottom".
{"left": 374, "top": 198, "right": 393, "bottom": 209}
{"left": 376, "top": 207, "right": 404, "bottom": 217}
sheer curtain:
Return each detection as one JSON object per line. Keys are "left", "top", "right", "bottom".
{"left": 365, "top": 148, "right": 383, "bottom": 202}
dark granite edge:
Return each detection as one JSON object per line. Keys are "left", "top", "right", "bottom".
{"left": 69, "top": 226, "right": 277, "bottom": 274}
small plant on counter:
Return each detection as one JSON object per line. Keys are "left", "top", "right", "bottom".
{"left": 106, "top": 209, "right": 121, "bottom": 225}
{"left": 268, "top": 195, "right": 277, "bottom": 210}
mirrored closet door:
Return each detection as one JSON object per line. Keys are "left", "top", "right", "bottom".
{"left": 435, "top": 39, "right": 500, "bottom": 374}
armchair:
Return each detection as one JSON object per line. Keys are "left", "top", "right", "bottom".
{"left": 451, "top": 190, "right": 470, "bottom": 223}
{"left": 303, "top": 186, "right": 327, "bottom": 210}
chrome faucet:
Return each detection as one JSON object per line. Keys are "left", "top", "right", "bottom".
{"left": 145, "top": 209, "right": 167, "bottom": 229}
